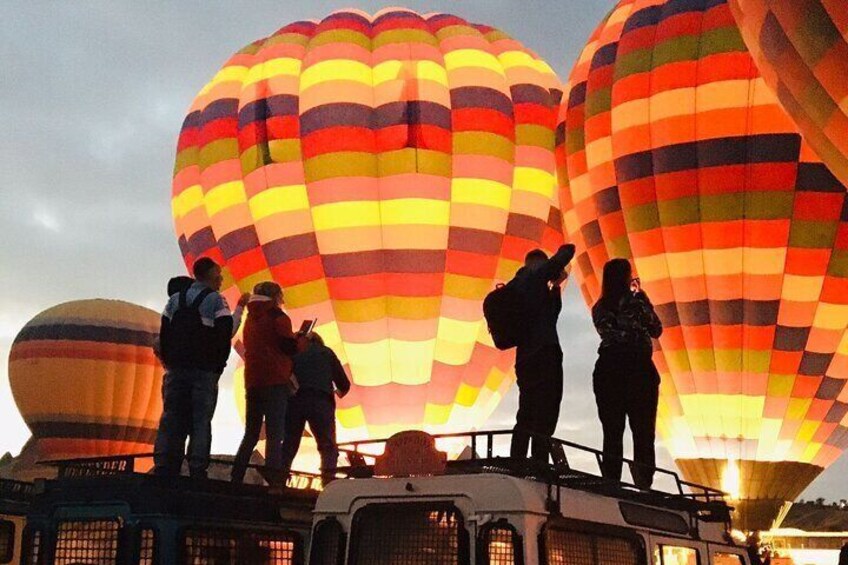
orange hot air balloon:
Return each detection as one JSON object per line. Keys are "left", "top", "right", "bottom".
{"left": 558, "top": 0, "right": 848, "bottom": 529}
{"left": 172, "top": 8, "right": 565, "bottom": 441}
{"left": 729, "top": 0, "right": 848, "bottom": 186}
{"left": 8, "top": 300, "right": 164, "bottom": 460}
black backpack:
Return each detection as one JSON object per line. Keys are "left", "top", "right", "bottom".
{"left": 483, "top": 280, "right": 525, "bottom": 350}
{"left": 162, "top": 288, "right": 213, "bottom": 367}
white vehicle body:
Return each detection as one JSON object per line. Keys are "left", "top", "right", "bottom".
{"left": 309, "top": 471, "right": 750, "bottom": 565}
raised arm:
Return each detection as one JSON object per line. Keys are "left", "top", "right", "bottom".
{"left": 539, "top": 244, "right": 576, "bottom": 283}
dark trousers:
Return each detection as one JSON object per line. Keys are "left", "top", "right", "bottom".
{"left": 593, "top": 348, "right": 659, "bottom": 489}
{"left": 281, "top": 389, "right": 339, "bottom": 483}
{"left": 231, "top": 385, "right": 289, "bottom": 483}
{"left": 153, "top": 368, "right": 220, "bottom": 477}
{"left": 510, "top": 345, "right": 563, "bottom": 462}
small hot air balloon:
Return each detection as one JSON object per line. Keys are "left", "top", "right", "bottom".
{"left": 172, "top": 8, "right": 565, "bottom": 441}
{"left": 8, "top": 300, "right": 164, "bottom": 460}
{"left": 729, "top": 0, "right": 848, "bottom": 186}
{"left": 558, "top": 0, "right": 848, "bottom": 529}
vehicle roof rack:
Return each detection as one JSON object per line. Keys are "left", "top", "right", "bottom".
{"left": 334, "top": 430, "right": 732, "bottom": 526}
{"left": 38, "top": 453, "right": 323, "bottom": 496}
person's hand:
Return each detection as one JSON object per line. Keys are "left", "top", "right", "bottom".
{"left": 554, "top": 269, "right": 569, "bottom": 287}
{"left": 237, "top": 292, "right": 251, "bottom": 307}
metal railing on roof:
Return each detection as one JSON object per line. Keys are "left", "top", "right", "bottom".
{"left": 336, "top": 429, "right": 731, "bottom": 523}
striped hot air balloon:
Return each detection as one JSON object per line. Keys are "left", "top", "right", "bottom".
{"left": 558, "top": 0, "right": 848, "bottom": 529}
{"left": 729, "top": 0, "right": 848, "bottom": 187}
{"left": 171, "top": 8, "right": 565, "bottom": 441}
{"left": 8, "top": 300, "right": 164, "bottom": 460}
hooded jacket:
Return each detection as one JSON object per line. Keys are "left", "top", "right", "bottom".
{"left": 243, "top": 297, "right": 300, "bottom": 389}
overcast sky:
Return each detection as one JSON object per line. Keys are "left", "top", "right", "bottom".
{"left": 1, "top": 1, "right": 844, "bottom": 501}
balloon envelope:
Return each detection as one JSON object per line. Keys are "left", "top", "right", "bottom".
{"left": 729, "top": 0, "right": 848, "bottom": 187}
{"left": 9, "top": 300, "right": 164, "bottom": 459}
{"left": 558, "top": 0, "right": 848, "bottom": 527}
{"left": 172, "top": 8, "right": 565, "bottom": 440}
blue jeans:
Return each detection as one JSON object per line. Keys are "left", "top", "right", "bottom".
{"left": 153, "top": 368, "right": 220, "bottom": 477}
{"left": 281, "top": 389, "right": 338, "bottom": 483}
{"left": 231, "top": 385, "right": 289, "bottom": 484}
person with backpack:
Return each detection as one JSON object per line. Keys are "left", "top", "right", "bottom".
{"left": 153, "top": 257, "right": 237, "bottom": 478}
{"left": 280, "top": 332, "right": 351, "bottom": 486}
{"left": 231, "top": 282, "right": 306, "bottom": 485}
{"left": 485, "top": 244, "right": 575, "bottom": 462}
{"left": 591, "top": 258, "right": 662, "bottom": 489}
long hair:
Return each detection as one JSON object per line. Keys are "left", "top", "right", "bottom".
{"left": 598, "top": 258, "right": 632, "bottom": 309}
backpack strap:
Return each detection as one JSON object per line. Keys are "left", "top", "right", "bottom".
{"left": 178, "top": 289, "right": 189, "bottom": 309}
{"left": 190, "top": 287, "right": 214, "bottom": 309}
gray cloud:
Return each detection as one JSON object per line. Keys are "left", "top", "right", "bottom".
{"left": 0, "top": 0, "right": 844, "bottom": 501}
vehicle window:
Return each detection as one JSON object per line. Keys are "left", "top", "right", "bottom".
{"left": 481, "top": 523, "right": 520, "bottom": 565}
{"left": 714, "top": 554, "right": 744, "bottom": 565}
{"left": 54, "top": 520, "right": 121, "bottom": 565}
{"left": 0, "top": 520, "right": 14, "bottom": 564}
{"left": 310, "top": 518, "right": 345, "bottom": 565}
{"left": 656, "top": 545, "right": 698, "bottom": 565}
{"left": 350, "top": 503, "right": 468, "bottom": 565}
{"left": 22, "top": 528, "right": 41, "bottom": 565}
{"left": 139, "top": 528, "right": 156, "bottom": 565}
{"left": 545, "top": 528, "right": 639, "bottom": 565}
{"left": 183, "top": 528, "right": 300, "bottom": 565}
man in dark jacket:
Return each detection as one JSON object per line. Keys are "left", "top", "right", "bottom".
{"left": 154, "top": 258, "right": 235, "bottom": 478}
{"left": 231, "top": 282, "right": 305, "bottom": 485}
{"left": 281, "top": 332, "right": 351, "bottom": 485}
{"left": 510, "top": 244, "right": 575, "bottom": 462}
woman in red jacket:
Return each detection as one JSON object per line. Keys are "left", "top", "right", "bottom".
{"left": 231, "top": 281, "right": 305, "bottom": 484}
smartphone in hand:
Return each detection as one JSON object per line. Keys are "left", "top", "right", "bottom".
{"left": 630, "top": 277, "right": 641, "bottom": 294}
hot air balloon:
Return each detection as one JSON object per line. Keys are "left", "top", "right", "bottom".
{"left": 171, "top": 8, "right": 565, "bottom": 441}
{"left": 729, "top": 0, "right": 848, "bottom": 187}
{"left": 558, "top": 0, "right": 848, "bottom": 529}
{"left": 8, "top": 300, "right": 164, "bottom": 461}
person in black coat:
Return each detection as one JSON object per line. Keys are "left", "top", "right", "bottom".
{"left": 509, "top": 244, "right": 575, "bottom": 462}
{"left": 591, "top": 258, "right": 662, "bottom": 489}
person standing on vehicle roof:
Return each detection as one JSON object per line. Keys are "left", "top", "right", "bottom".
{"left": 280, "top": 331, "right": 351, "bottom": 486}
{"left": 153, "top": 257, "right": 239, "bottom": 479}
{"left": 591, "top": 258, "right": 663, "bottom": 490}
{"left": 509, "top": 244, "right": 575, "bottom": 462}
{"left": 231, "top": 281, "right": 307, "bottom": 486}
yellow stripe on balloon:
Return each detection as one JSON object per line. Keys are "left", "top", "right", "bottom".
{"left": 248, "top": 185, "right": 309, "bottom": 220}
{"left": 244, "top": 57, "right": 302, "bottom": 85}
{"left": 380, "top": 199, "right": 450, "bottom": 226}
{"left": 312, "top": 202, "right": 381, "bottom": 230}
{"left": 204, "top": 181, "right": 248, "bottom": 216}
{"left": 337, "top": 405, "right": 367, "bottom": 430}
{"left": 199, "top": 66, "right": 249, "bottom": 96}
{"left": 388, "top": 340, "right": 436, "bottom": 386}
{"left": 451, "top": 178, "right": 511, "bottom": 209}
{"left": 444, "top": 50, "right": 505, "bottom": 76}
{"left": 454, "top": 382, "right": 480, "bottom": 408}
{"left": 171, "top": 185, "right": 204, "bottom": 219}
{"left": 300, "top": 60, "right": 373, "bottom": 91}
{"left": 513, "top": 167, "right": 556, "bottom": 198}
{"left": 498, "top": 51, "right": 556, "bottom": 76}
{"left": 424, "top": 403, "right": 452, "bottom": 426}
